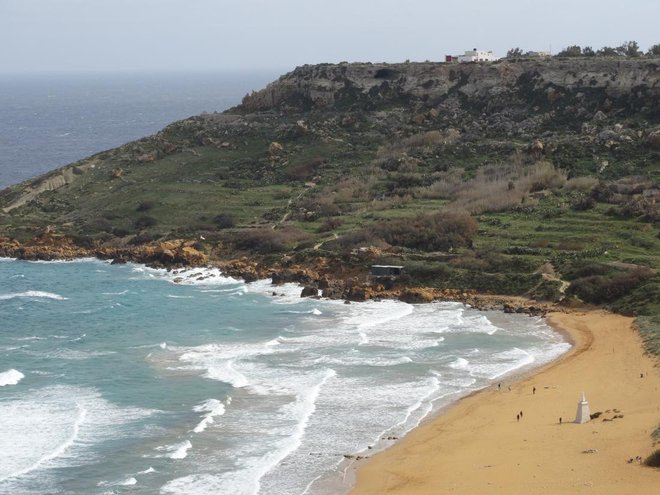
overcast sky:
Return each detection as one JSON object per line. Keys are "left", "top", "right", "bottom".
{"left": 1, "top": 0, "right": 658, "bottom": 73}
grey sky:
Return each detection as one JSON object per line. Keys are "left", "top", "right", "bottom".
{"left": 1, "top": 0, "right": 658, "bottom": 73}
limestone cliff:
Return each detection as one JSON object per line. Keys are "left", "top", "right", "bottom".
{"left": 240, "top": 59, "right": 659, "bottom": 119}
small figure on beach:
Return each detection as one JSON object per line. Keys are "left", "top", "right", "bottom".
{"left": 559, "top": 417, "right": 562, "bottom": 424}
{"left": 533, "top": 386, "right": 536, "bottom": 395}
{"left": 498, "top": 383, "right": 501, "bottom": 390}
{"left": 520, "top": 410, "right": 523, "bottom": 418}
{"left": 517, "top": 414, "right": 520, "bottom": 422}
{"left": 508, "top": 386, "right": 511, "bottom": 391}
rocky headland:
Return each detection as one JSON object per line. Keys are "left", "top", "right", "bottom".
{"left": 0, "top": 57, "right": 658, "bottom": 331}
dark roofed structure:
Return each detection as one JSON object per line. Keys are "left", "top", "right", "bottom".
{"left": 369, "top": 265, "right": 404, "bottom": 277}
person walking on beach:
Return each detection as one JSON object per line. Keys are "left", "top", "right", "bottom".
{"left": 520, "top": 410, "right": 523, "bottom": 419}
{"left": 533, "top": 386, "right": 536, "bottom": 395}
{"left": 559, "top": 417, "right": 562, "bottom": 424}
{"left": 517, "top": 414, "right": 520, "bottom": 422}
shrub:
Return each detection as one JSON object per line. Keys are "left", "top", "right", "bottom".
{"left": 232, "top": 227, "right": 308, "bottom": 254}
{"left": 375, "top": 211, "right": 477, "bottom": 252}
{"left": 571, "top": 194, "right": 596, "bottom": 211}
{"left": 318, "top": 217, "right": 342, "bottom": 233}
{"left": 324, "top": 229, "right": 384, "bottom": 251}
{"left": 136, "top": 201, "right": 155, "bottom": 212}
{"left": 129, "top": 232, "right": 159, "bottom": 245}
{"left": 213, "top": 213, "right": 235, "bottom": 229}
{"left": 645, "top": 450, "right": 660, "bottom": 467}
{"left": 567, "top": 268, "right": 655, "bottom": 304}
{"left": 134, "top": 216, "right": 158, "bottom": 229}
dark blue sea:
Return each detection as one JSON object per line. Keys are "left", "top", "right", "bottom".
{"left": 0, "top": 73, "right": 570, "bottom": 495}
{"left": 0, "top": 71, "right": 276, "bottom": 189}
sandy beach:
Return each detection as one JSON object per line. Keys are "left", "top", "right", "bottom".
{"left": 349, "top": 310, "right": 660, "bottom": 494}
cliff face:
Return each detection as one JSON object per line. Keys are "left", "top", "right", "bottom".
{"left": 241, "top": 59, "right": 659, "bottom": 118}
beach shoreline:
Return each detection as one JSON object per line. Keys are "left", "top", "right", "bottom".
{"left": 348, "top": 309, "right": 660, "bottom": 495}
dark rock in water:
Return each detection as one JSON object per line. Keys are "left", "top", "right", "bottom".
{"left": 110, "top": 257, "right": 127, "bottom": 265}
{"left": 300, "top": 286, "right": 319, "bottom": 298}
{"left": 346, "top": 286, "right": 369, "bottom": 301}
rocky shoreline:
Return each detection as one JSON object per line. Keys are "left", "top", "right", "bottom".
{"left": 0, "top": 233, "right": 558, "bottom": 316}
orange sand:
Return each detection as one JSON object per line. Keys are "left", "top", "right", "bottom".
{"left": 350, "top": 310, "right": 659, "bottom": 494}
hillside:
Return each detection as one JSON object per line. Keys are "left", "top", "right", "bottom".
{"left": 0, "top": 58, "right": 658, "bottom": 341}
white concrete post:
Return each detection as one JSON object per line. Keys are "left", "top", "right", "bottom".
{"left": 574, "top": 392, "right": 590, "bottom": 424}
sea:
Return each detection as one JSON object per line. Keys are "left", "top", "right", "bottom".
{"left": 0, "top": 72, "right": 571, "bottom": 495}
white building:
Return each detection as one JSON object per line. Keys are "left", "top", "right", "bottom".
{"left": 458, "top": 48, "right": 497, "bottom": 63}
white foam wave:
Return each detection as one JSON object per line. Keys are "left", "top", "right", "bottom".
{"left": 0, "top": 369, "right": 24, "bottom": 387}
{"left": 132, "top": 265, "right": 239, "bottom": 287}
{"left": 247, "top": 279, "right": 307, "bottom": 304}
{"left": 156, "top": 440, "right": 192, "bottom": 460}
{"left": 0, "top": 291, "right": 68, "bottom": 301}
{"left": 0, "top": 385, "right": 154, "bottom": 483}
{"left": 98, "top": 476, "right": 138, "bottom": 487}
{"left": 449, "top": 357, "right": 469, "bottom": 370}
{"left": 313, "top": 354, "right": 413, "bottom": 367}
{"left": 138, "top": 466, "right": 156, "bottom": 474}
{"left": 192, "top": 399, "right": 226, "bottom": 433}
{"left": 162, "top": 369, "right": 335, "bottom": 495}
{"left": 23, "top": 348, "right": 116, "bottom": 361}
{"left": 177, "top": 341, "right": 285, "bottom": 391}
{"left": 1, "top": 404, "right": 86, "bottom": 483}
{"left": 101, "top": 290, "right": 129, "bottom": 296}
{"left": 465, "top": 347, "right": 536, "bottom": 380}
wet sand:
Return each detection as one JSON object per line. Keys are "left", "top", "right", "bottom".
{"left": 349, "top": 310, "right": 660, "bottom": 494}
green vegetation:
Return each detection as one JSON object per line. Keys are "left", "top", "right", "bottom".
{"left": 0, "top": 58, "right": 658, "bottom": 352}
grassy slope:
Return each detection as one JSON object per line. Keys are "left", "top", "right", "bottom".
{"left": 0, "top": 60, "right": 658, "bottom": 351}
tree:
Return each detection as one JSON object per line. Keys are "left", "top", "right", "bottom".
{"left": 582, "top": 46, "right": 595, "bottom": 57}
{"left": 507, "top": 47, "right": 523, "bottom": 58}
{"left": 616, "top": 41, "right": 641, "bottom": 57}
{"left": 597, "top": 46, "right": 618, "bottom": 56}
{"left": 647, "top": 44, "right": 660, "bottom": 56}
{"left": 556, "top": 45, "right": 582, "bottom": 57}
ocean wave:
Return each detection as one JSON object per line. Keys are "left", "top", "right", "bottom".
{"left": 0, "top": 369, "right": 24, "bottom": 386}
{"left": 247, "top": 279, "right": 307, "bottom": 304}
{"left": 101, "top": 289, "right": 129, "bottom": 296}
{"left": 155, "top": 440, "right": 192, "bottom": 460}
{"left": 0, "top": 291, "right": 68, "bottom": 301}
{"left": 279, "top": 308, "right": 323, "bottom": 316}
{"left": 22, "top": 348, "right": 116, "bottom": 361}
{"left": 192, "top": 399, "right": 227, "bottom": 433}
{"left": 97, "top": 476, "right": 138, "bottom": 487}
{"left": 312, "top": 354, "right": 413, "bottom": 367}
{"left": 131, "top": 265, "right": 240, "bottom": 287}
{"left": 449, "top": 357, "right": 470, "bottom": 370}
{"left": 0, "top": 385, "right": 154, "bottom": 483}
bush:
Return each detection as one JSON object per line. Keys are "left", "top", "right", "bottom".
{"left": 644, "top": 449, "right": 660, "bottom": 467}
{"left": 567, "top": 268, "right": 655, "bottom": 304}
{"left": 129, "top": 232, "right": 159, "bottom": 245}
{"left": 232, "top": 227, "right": 308, "bottom": 254}
{"left": 375, "top": 211, "right": 477, "bottom": 252}
{"left": 134, "top": 216, "right": 158, "bottom": 229}
{"left": 136, "top": 201, "right": 155, "bottom": 212}
{"left": 213, "top": 213, "right": 235, "bottom": 229}
{"left": 324, "top": 229, "right": 384, "bottom": 251}
{"left": 318, "top": 217, "right": 342, "bottom": 233}
{"left": 571, "top": 195, "right": 596, "bottom": 211}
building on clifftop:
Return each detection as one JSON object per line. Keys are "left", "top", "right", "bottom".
{"left": 458, "top": 48, "right": 497, "bottom": 62}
